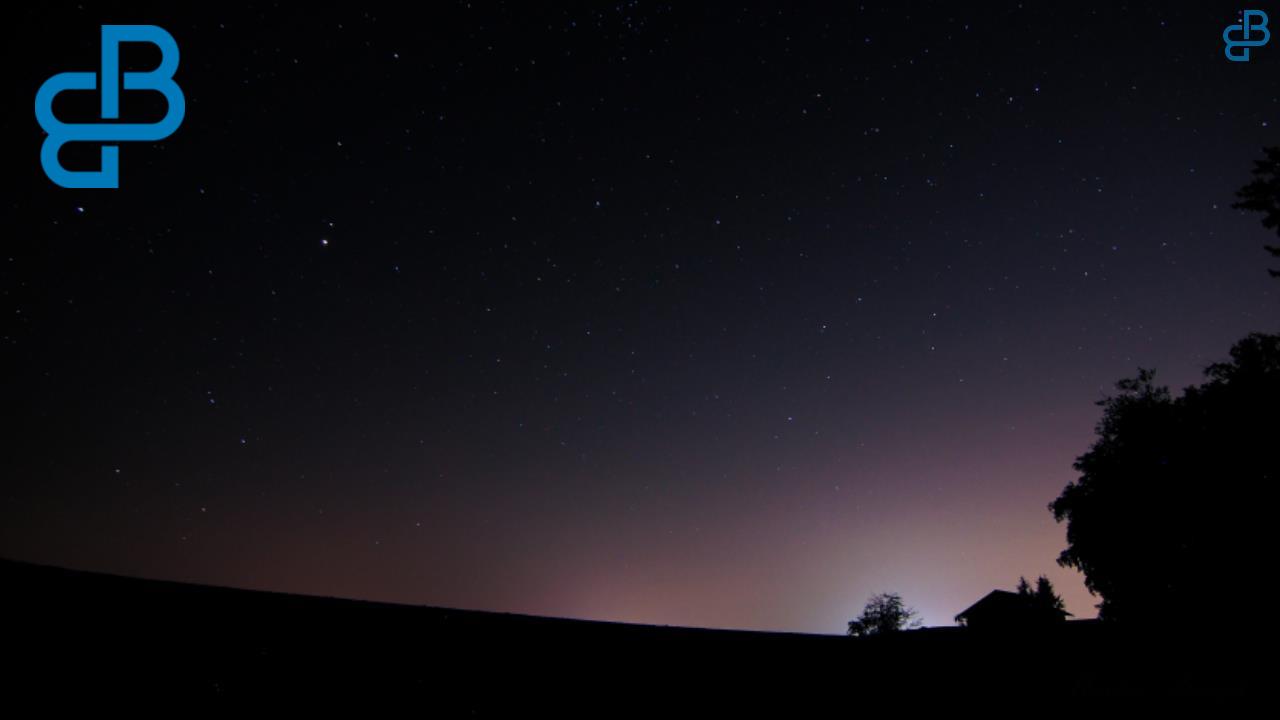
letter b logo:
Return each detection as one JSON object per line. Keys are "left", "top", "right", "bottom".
{"left": 35, "top": 25, "right": 185, "bottom": 189}
{"left": 1224, "top": 10, "right": 1271, "bottom": 62}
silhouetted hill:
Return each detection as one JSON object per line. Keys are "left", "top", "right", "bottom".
{"left": 0, "top": 558, "right": 1255, "bottom": 709}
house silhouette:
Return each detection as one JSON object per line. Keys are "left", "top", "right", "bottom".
{"left": 955, "top": 590, "right": 1072, "bottom": 630}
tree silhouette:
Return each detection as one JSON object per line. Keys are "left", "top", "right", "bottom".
{"left": 847, "top": 592, "right": 922, "bottom": 637}
{"left": 1017, "top": 575, "right": 1066, "bottom": 615}
{"left": 1034, "top": 576, "right": 1065, "bottom": 613}
{"left": 1049, "top": 334, "right": 1280, "bottom": 622}
{"left": 1015, "top": 576, "right": 1033, "bottom": 597}
{"left": 1232, "top": 146, "right": 1280, "bottom": 277}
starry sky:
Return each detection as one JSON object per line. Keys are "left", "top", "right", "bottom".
{"left": 5, "top": 2, "right": 1278, "bottom": 633}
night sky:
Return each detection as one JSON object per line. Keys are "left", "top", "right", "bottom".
{"left": 5, "top": 2, "right": 1278, "bottom": 633}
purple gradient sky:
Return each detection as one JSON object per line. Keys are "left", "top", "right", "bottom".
{"left": 6, "top": 3, "right": 1278, "bottom": 633}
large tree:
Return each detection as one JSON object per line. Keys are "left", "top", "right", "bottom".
{"left": 1050, "top": 334, "right": 1279, "bottom": 622}
{"left": 1232, "top": 146, "right": 1280, "bottom": 277}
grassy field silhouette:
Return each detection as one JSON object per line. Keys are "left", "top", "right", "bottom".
{"left": 2, "top": 558, "right": 1254, "bottom": 707}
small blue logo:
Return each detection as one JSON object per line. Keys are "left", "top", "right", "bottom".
{"left": 35, "top": 25, "right": 185, "bottom": 188}
{"left": 1224, "top": 10, "right": 1271, "bottom": 62}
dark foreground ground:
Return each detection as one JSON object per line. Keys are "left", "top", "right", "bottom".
{"left": 0, "top": 558, "right": 1258, "bottom": 710}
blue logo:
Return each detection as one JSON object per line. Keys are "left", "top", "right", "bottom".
{"left": 1224, "top": 10, "right": 1271, "bottom": 61}
{"left": 35, "top": 25, "right": 185, "bottom": 189}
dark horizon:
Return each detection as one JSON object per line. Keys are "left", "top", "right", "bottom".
{"left": 6, "top": 2, "right": 1278, "bottom": 634}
